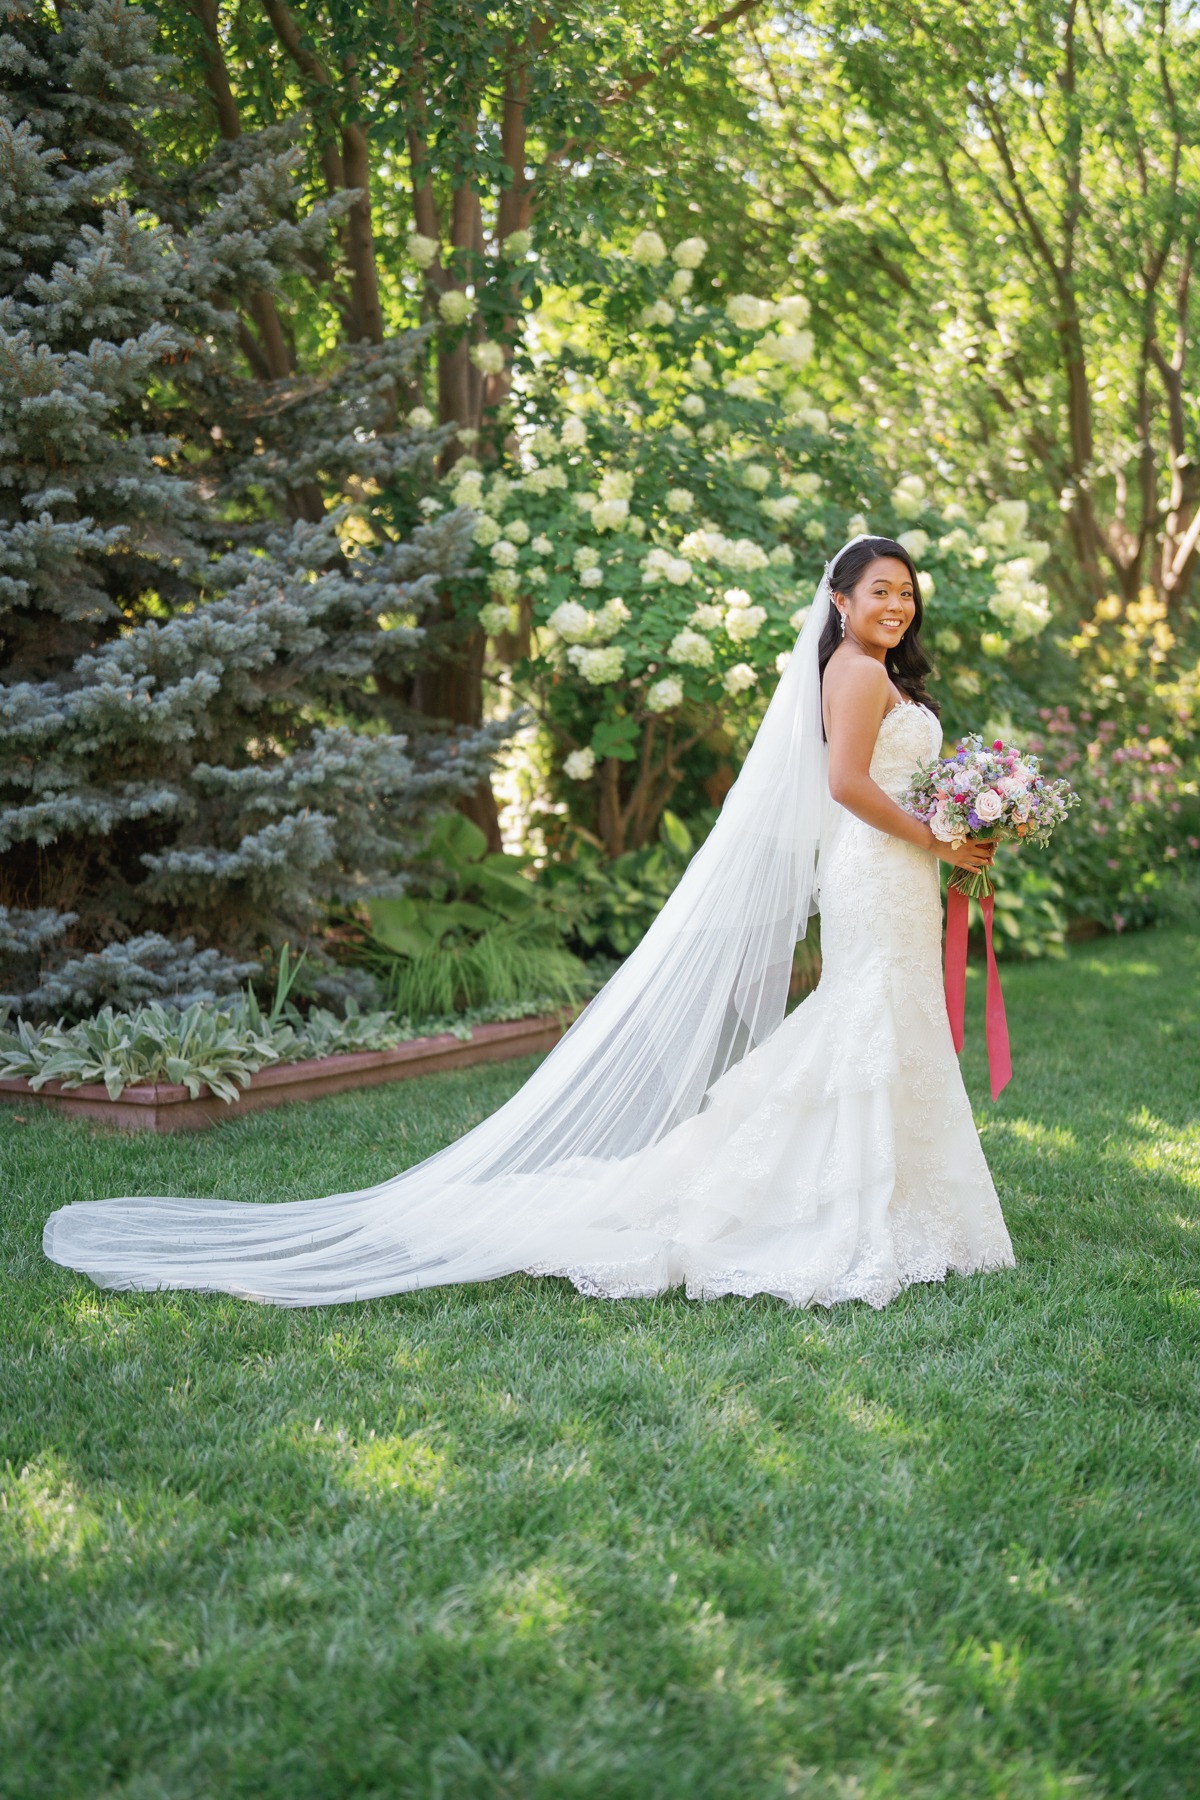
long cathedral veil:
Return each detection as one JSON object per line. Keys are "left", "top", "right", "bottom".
{"left": 43, "top": 547, "right": 859, "bottom": 1304}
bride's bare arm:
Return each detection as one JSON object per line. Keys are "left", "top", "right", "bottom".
{"left": 824, "top": 658, "right": 996, "bottom": 873}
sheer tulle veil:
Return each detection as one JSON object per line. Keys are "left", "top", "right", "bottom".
{"left": 43, "top": 542, "right": 868, "bottom": 1304}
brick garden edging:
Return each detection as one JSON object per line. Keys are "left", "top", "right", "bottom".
{"left": 0, "top": 1009, "right": 575, "bottom": 1133}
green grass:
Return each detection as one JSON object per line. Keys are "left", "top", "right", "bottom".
{"left": 2, "top": 927, "right": 1198, "bottom": 1799}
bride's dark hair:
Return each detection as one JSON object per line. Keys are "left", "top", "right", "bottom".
{"left": 817, "top": 535, "right": 940, "bottom": 740}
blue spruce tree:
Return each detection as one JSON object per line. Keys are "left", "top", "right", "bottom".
{"left": 0, "top": 0, "right": 503, "bottom": 1017}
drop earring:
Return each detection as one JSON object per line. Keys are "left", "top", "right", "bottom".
{"left": 839, "top": 609, "right": 847, "bottom": 638}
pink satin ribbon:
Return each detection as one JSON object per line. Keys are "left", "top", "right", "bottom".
{"left": 943, "top": 885, "right": 1012, "bottom": 1102}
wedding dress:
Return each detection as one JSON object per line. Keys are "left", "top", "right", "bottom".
{"left": 43, "top": 543, "right": 1016, "bottom": 1308}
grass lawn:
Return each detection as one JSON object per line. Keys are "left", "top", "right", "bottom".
{"left": 2, "top": 926, "right": 1198, "bottom": 1799}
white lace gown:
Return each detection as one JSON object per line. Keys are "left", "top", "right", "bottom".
{"left": 43, "top": 699, "right": 1016, "bottom": 1310}
{"left": 525, "top": 699, "right": 1016, "bottom": 1308}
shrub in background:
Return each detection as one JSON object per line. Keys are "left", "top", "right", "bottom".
{"left": 0, "top": 0, "right": 506, "bottom": 1019}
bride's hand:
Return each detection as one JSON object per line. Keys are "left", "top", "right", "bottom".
{"left": 926, "top": 831, "right": 997, "bottom": 872}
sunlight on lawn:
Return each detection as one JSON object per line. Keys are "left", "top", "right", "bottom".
{"left": 1, "top": 1452, "right": 105, "bottom": 1566}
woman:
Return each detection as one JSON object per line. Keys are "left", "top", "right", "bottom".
{"left": 43, "top": 535, "right": 1016, "bottom": 1308}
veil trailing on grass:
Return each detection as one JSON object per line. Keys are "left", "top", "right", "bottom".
{"left": 43, "top": 547, "right": 859, "bottom": 1305}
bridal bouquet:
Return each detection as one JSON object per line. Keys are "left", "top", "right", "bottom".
{"left": 901, "top": 733, "right": 1081, "bottom": 900}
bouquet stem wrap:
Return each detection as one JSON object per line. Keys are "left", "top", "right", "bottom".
{"left": 943, "top": 877, "right": 1012, "bottom": 1102}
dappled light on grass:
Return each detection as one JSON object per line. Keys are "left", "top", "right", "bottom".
{"left": 2, "top": 928, "right": 1199, "bottom": 1797}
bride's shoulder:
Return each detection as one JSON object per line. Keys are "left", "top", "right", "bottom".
{"left": 822, "top": 649, "right": 889, "bottom": 710}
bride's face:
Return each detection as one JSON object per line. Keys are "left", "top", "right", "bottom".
{"left": 838, "top": 556, "right": 916, "bottom": 651}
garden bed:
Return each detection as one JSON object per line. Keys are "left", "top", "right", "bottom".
{"left": 0, "top": 1008, "right": 575, "bottom": 1132}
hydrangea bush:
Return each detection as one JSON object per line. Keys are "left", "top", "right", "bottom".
{"left": 419, "top": 230, "right": 1059, "bottom": 856}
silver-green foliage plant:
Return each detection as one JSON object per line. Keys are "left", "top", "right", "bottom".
{"left": 0, "top": 0, "right": 506, "bottom": 1020}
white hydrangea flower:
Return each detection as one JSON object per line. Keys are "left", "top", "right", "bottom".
{"left": 666, "top": 488, "right": 694, "bottom": 514}
{"left": 677, "top": 529, "right": 721, "bottom": 563}
{"left": 723, "top": 374, "right": 760, "bottom": 400}
{"left": 438, "top": 289, "right": 476, "bottom": 326}
{"left": 628, "top": 516, "right": 647, "bottom": 537}
{"left": 789, "top": 473, "right": 820, "bottom": 501}
{"left": 741, "top": 462, "right": 772, "bottom": 493}
{"left": 599, "top": 470, "right": 634, "bottom": 502}
{"left": 502, "top": 228, "right": 533, "bottom": 259}
{"left": 769, "top": 544, "right": 794, "bottom": 567}
{"left": 668, "top": 628, "right": 714, "bottom": 667}
{"left": 531, "top": 534, "right": 554, "bottom": 557}
{"left": 726, "top": 604, "right": 767, "bottom": 643}
{"left": 646, "top": 675, "right": 685, "bottom": 712}
{"left": 847, "top": 513, "right": 869, "bottom": 537}
{"left": 723, "top": 662, "right": 758, "bottom": 695}
{"left": 897, "top": 528, "right": 931, "bottom": 561}
{"left": 789, "top": 603, "right": 812, "bottom": 631}
{"left": 574, "top": 546, "right": 600, "bottom": 572}
{"left": 669, "top": 268, "right": 693, "bottom": 299}
{"left": 490, "top": 568, "right": 520, "bottom": 598}
{"left": 804, "top": 518, "right": 827, "bottom": 542}
{"left": 918, "top": 570, "right": 935, "bottom": 599}
{"left": 639, "top": 299, "right": 676, "bottom": 328}
{"left": 629, "top": 228, "right": 668, "bottom": 266}
{"left": 938, "top": 527, "right": 972, "bottom": 556}
{"left": 529, "top": 426, "right": 558, "bottom": 457}
{"left": 665, "top": 556, "right": 693, "bottom": 585}
{"left": 672, "top": 236, "right": 709, "bottom": 269}
{"left": 890, "top": 473, "right": 926, "bottom": 519}
{"left": 774, "top": 294, "right": 812, "bottom": 329}
{"left": 986, "top": 498, "right": 1029, "bottom": 542}
{"left": 788, "top": 404, "right": 828, "bottom": 432}
{"left": 418, "top": 496, "right": 443, "bottom": 517}
{"left": 724, "top": 587, "right": 753, "bottom": 609}
{"left": 988, "top": 558, "right": 1052, "bottom": 639}
{"left": 669, "top": 422, "right": 692, "bottom": 443}
{"left": 481, "top": 474, "right": 512, "bottom": 516}
{"left": 690, "top": 354, "right": 714, "bottom": 381}
{"left": 456, "top": 427, "right": 480, "bottom": 447}
{"left": 407, "top": 231, "right": 439, "bottom": 268}
{"left": 719, "top": 537, "right": 770, "bottom": 574}
{"left": 592, "top": 498, "right": 629, "bottom": 532}
{"left": 573, "top": 491, "right": 597, "bottom": 514}
{"left": 580, "top": 566, "right": 604, "bottom": 588}
{"left": 451, "top": 471, "right": 484, "bottom": 509}
{"left": 549, "top": 601, "right": 594, "bottom": 642}
{"left": 933, "top": 627, "right": 962, "bottom": 653}
{"left": 567, "top": 643, "right": 626, "bottom": 684}
{"left": 593, "top": 598, "right": 631, "bottom": 640}
{"left": 563, "top": 746, "right": 596, "bottom": 780}
{"left": 473, "top": 515, "right": 502, "bottom": 547}
{"left": 698, "top": 423, "right": 716, "bottom": 443}
{"left": 407, "top": 404, "right": 435, "bottom": 429}
{"left": 526, "top": 565, "right": 547, "bottom": 586}
{"left": 479, "top": 601, "right": 515, "bottom": 635}
{"left": 521, "top": 468, "right": 552, "bottom": 497}
{"left": 506, "top": 519, "right": 530, "bottom": 544}
{"left": 761, "top": 495, "right": 800, "bottom": 524}
{"left": 470, "top": 340, "right": 506, "bottom": 376}
{"left": 942, "top": 500, "right": 968, "bottom": 522}
{"left": 763, "top": 329, "right": 814, "bottom": 369}
{"left": 726, "top": 293, "right": 773, "bottom": 330}
{"left": 542, "top": 466, "right": 568, "bottom": 490}
{"left": 775, "top": 650, "right": 792, "bottom": 673}
{"left": 681, "top": 393, "right": 706, "bottom": 418}
{"left": 689, "top": 603, "right": 724, "bottom": 630}
{"left": 560, "top": 415, "right": 589, "bottom": 449}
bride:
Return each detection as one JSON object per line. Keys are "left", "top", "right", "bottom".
{"left": 43, "top": 534, "right": 1016, "bottom": 1309}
